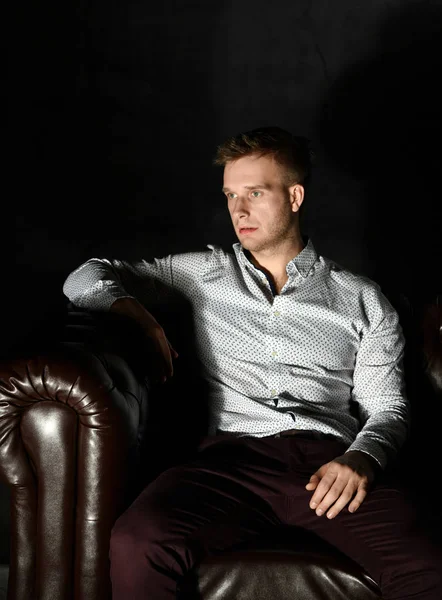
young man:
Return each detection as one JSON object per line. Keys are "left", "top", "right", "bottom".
{"left": 63, "top": 126, "right": 442, "bottom": 599}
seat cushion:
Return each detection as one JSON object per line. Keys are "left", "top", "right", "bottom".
{"left": 181, "top": 527, "right": 381, "bottom": 599}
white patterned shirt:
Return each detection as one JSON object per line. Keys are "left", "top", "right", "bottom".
{"left": 63, "top": 239, "right": 409, "bottom": 469}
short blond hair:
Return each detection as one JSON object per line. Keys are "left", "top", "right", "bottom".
{"left": 213, "top": 126, "right": 314, "bottom": 188}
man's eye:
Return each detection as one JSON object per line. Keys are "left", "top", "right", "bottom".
{"left": 251, "top": 191, "right": 262, "bottom": 198}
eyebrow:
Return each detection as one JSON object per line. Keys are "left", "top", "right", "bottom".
{"left": 221, "top": 183, "right": 272, "bottom": 193}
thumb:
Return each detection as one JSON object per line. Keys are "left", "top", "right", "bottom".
{"left": 305, "top": 472, "right": 320, "bottom": 490}
{"left": 306, "top": 461, "right": 331, "bottom": 490}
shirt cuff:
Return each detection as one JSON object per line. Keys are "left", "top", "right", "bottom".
{"left": 345, "top": 438, "right": 388, "bottom": 470}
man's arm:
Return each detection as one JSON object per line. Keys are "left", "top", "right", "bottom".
{"left": 110, "top": 297, "right": 178, "bottom": 382}
{"left": 63, "top": 256, "right": 178, "bottom": 381}
{"left": 63, "top": 256, "right": 174, "bottom": 311}
{"left": 346, "top": 285, "right": 409, "bottom": 470}
{"left": 305, "top": 283, "right": 409, "bottom": 519}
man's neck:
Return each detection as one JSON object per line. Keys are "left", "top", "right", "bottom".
{"left": 247, "top": 237, "right": 306, "bottom": 294}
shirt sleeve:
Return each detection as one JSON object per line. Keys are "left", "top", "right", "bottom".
{"left": 62, "top": 255, "right": 174, "bottom": 311}
{"left": 346, "top": 285, "right": 410, "bottom": 469}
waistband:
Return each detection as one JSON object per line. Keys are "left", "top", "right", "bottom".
{"left": 216, "top": 428, "right": 333, "bottom": 440}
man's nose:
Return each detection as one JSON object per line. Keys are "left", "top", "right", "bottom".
{"left": 233, "top": 196, "right": 249, "bottom": 216}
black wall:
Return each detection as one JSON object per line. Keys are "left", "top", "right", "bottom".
{"left": 6, "top": 0, "right": 442, "bottom": 351}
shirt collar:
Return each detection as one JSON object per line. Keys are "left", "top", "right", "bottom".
{"left": 233, "top": 237, "right": 318, "bottom": 279}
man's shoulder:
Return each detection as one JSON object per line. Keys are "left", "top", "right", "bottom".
{"left": 320, "top": 256, "right": 398, "bottom": 326}
{"left": 322, "top": 256, "right": 378, "bottom": 289}
{"left": 320, "top": 256, "right": 385, "bottom": 306}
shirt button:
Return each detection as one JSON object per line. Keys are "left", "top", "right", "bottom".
{"left": 274, "top": 310, "right": 280, "bottom": 316}
{"left": 270, "top": 389, "right": 277, "bottom": 396}
{"left": 271, "top": 350, "right": 278, "bottom": 357}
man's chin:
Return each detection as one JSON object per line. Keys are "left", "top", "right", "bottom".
{"left": 238, "top": 238, "right": 261, "bottom": 252}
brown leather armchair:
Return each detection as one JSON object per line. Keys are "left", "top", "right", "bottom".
{"left": 0, "top": 293, "right": 441, "bottom": 600}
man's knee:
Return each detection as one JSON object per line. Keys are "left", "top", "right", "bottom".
{"left": 109, "top": 508, "right": 182, "bottom": 572}
{"left": 110, "top": 512, "right": 143, "bottom": 568}
{"left": 108, "top": 510, "right": 184, "bottom": 598}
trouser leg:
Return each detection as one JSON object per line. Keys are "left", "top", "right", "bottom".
{"left": 109, "top": 435, "right": 288, "bottom": 600}
{"left": 282, "top": 436, "right": 442, "bottom": 600}
{"left": 110, "top": 433, "right": 442, "bottom": 600}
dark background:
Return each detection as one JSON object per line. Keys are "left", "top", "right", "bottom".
{"left": 6, "top": 0, "right": 442, "bottom": 351}
{"left": 2, "top": 0, "right": 442, "bottom": 577}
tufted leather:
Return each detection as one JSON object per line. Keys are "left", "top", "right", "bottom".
{"left": 0, "top": 308, "right": 150, "bottom": 600}
{"left": 0, "top": 295, "right": 441, "bottom": 599}
{"left": 182, "top": 526, "right": 381, "bottom": 599}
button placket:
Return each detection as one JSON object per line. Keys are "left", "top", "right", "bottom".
{"left": 268, "top": 296, "right": 282, "bottom": 402}
{"left": 270, "top": 297, "right": 282, "bottom": 358}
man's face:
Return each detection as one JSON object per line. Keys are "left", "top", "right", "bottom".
{"left": 223, "top": 154, "right": 301, "bottom": 254}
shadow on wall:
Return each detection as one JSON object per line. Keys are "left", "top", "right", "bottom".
{"left": 317, "top": 1, "right": 442, "bottom": 299}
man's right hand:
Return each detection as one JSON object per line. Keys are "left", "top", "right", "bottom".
{"left": 111, "top": 297, "right": 179, "bottom": 383}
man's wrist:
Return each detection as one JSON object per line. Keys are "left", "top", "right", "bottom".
{"left": 110, "top": 297, "right": 146, "bottom": 320}
{"left": 344, "top": 450, "right": 380, "bottom": 478}
{"left": 110, "top": 296, "right": 136, "bottom": 311}
{"left": 111, "top": 297, "right": 162, "bottom": 331}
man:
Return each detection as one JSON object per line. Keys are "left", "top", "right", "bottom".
{"left": 63, "top": 126, "right": 442, "bottom": 599}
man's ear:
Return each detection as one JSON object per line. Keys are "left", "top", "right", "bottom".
{"left": 289, "top": 184, "right": 305, "bottom": 213}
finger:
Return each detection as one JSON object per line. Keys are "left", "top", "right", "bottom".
{"left": 153, "top": 335, "right": 174, "bottom": 379}
{"left": 324, "top": 482, "right": 359, "bottom": 519}
{"left": 312, "top": 478, "right": 348, "bottom": 516}
{"left": 348, "top": 484, "right": 368, "bottom": 514}
{"left": 306, "top": 462, "right": 332, "bottom": 491}
{"left": 162, "top": 341, "right": 174, "bottom": 378}
{"left": 168, "top": 340, "right": 179, "bottom": 359}
{"left": 309, "top": 468, "right": 339, "bottom": 510}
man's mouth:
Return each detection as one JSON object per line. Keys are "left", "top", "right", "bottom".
{"left": 239, "top": 227, "right": 258, "bottom": 235}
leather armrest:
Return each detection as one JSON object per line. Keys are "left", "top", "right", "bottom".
{"left": 0, "top": 337, "right": 149, "bottom": 600}
{"left": 60, "top": 302, "right": 155, "bottom": 381}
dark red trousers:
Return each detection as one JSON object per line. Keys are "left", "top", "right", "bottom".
{"left": 109, "top": 432, "right": 442, "bottom": 599}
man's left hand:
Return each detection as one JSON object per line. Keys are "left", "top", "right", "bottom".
{"left": 306, "top": 450, "right": 378, "bottom": 519}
